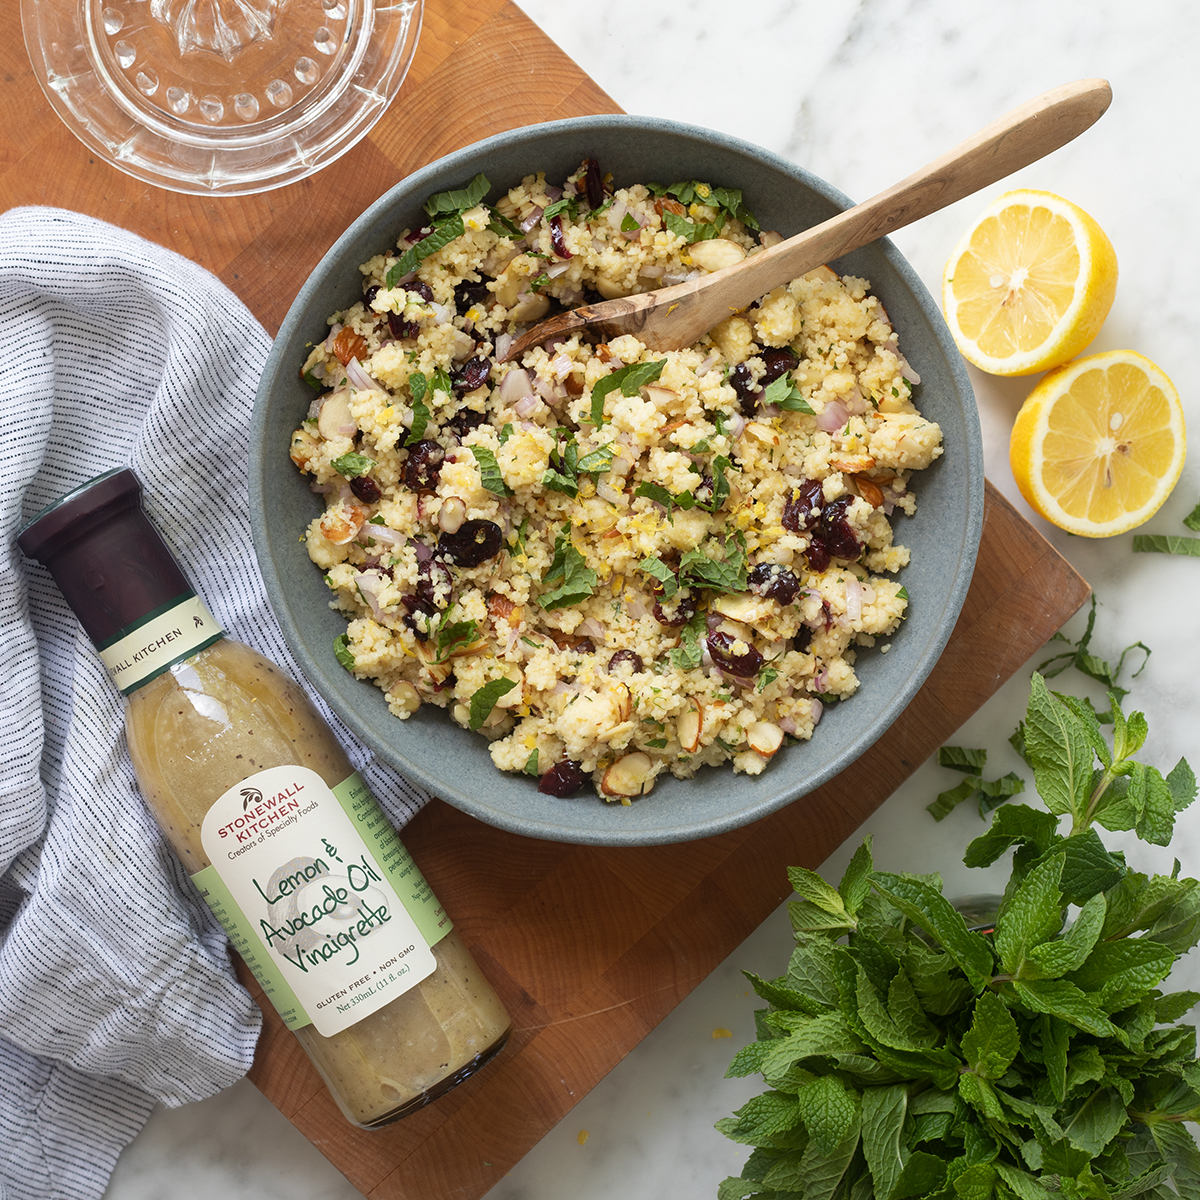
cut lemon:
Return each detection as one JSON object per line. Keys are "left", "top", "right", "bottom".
{"left": 943, "top": 190, "right": 1118, "bottom": 376}
{"left": 1010, "top": 350, "right": 1185, "bottom": 537}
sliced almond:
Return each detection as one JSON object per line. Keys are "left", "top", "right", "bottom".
{"left": 595, "top": 276, "right": 633, "bottom": 301}
{"left": 688, "top": 239, "right": 747, "bottom": 273}
{"left": 856, "top": 478, "right": 885, "bottom": 508}
{"left": 386, "top": 680, "right": 421, "bottom": 716}
{"left": 611, "top": 682, "right": 633, "bottom": 724}
{"left": 677, "top": 698, "right": 703, "bottom": 753}
{"left": 805, "top": 264, "right": 839, "bottom": 284}
{"left": 601, "top": 752, "right": 655, "bottom": 798}
{"left": 746, "top": 721, "right": 784, "bottom": 759}
{"left": 830, "top": 454, "right": 876, "bottom": 474}
{"left": 510, "top": 291, "right": 551, "bottom": 325}
{"left": 316, "top": 389, "right": 354, "bottom": 440}
{"left": 711, "top": 592, "right": 776, "bottom": 627}
{"left": 643, "top": 384, "right": 678, "bottom": 407}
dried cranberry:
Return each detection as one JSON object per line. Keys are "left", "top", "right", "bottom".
{"left": 571, "top": 637, "right": 595, "bottom": 654}
{"left": 760, "top": 347, "right": 799, "bottom": 388}
{"left": 452, "top": 356, "right": 492, "bottom": 396}
{"left": 583, "top": 159, "right": 605, "bottom": 211}
{"left": 538, "top": 759, "right": 587, "bottom": 797}
{"left": 748, "top": 563, "right": 800, "bottom": 605}
{"left": 782, "top": 479, "right": 825, "bottom": 533}
{"left": 707, "top": 629, "right": 764, "bottom": 678}
{"left": 350, "top": 475, "right": 382, "bottom": 504}
{"left": 653, "top": 589, "right": 697, "bottom": 628}
{"left": 404, "top": 226, "right": 432, "bottom": 245}
{"left": 417, "top": 558, "right": 453, "bottom": 609}
{"left": 454, "top": 278, "right": 491, "bottom": 313}
{"left": 445, "top": 406, "right": 486, "bottom": 438}
{"left": 581, "top": 286, "right": 606, "bottom": 308}
{"left": 363, "top": 284, "right": 381, "bottom": 307}
{"left": 404, "top": 440, "right": 444, "bottom": 492}
{"left": 806, "top": 496, "right": 860, "bottom": 572}
{"left": 401, "top": 594, "right": 436, "bottom": 641}
{"left": 729, "top": 361, "right": 761, "bottom": 414}
{"left": 549, "top": 214, "right": 572, "bottom": 259}
{"left": 793, "top": 626, "right": 814, "bottom": 654}
{"left": 388, "top": 311, "right": 418, "bottom": 341}
{"left": 607, "top": 650, "right": 644, "bottom": 674}
{"left": 408, "top": 280, "right": 434, "bottom": 303}
{"left": 437, "top": 519, "right": 503, "bottom": 567}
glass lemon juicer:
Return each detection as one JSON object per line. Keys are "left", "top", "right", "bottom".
{"left": 22, "top": 0, "right": 423, "bottom": 194}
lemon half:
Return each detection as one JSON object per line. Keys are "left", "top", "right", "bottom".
{"left": 1010, "top": 350, "right": 1185, "bottom": 537}
{"left": 943, "top": 190, "right": 1118, "bottom": 376}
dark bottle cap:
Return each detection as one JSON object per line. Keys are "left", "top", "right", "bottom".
{"left": 18, "top": 469, "right": 195, "bottom": 648}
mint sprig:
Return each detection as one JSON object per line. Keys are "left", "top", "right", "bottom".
{"left": 717, "top": 677, "right": 1200, "bottom": 1200}
{"left": 538, "top": 524, "right": 597, "bottom": 611}
{"left": 588, "top": 359, "right": 667, "bottom": 426}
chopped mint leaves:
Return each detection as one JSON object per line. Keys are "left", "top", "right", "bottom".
{"left": 470, "top": 446, "right": 514, "bottom": 496}
{"left": 331, "top": 452, "right": 374, "bottom": 479}
{"left": 538, "top": 524, "right": 597, "bottom": 611}
{"left": 589, "top": 358, "right": 667, "bottom": 426}
{"left": 333, "top": 634, "right": 355, "bottom": 670}
{"left": 422, "top": 173, "right": 490, "bottom": 219}
{"left": 468, "top": 677, "right": 518, "bottom": 730}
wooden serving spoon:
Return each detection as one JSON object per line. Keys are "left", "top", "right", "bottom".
{"left": 499, "top": 78, "right": 1112, "bottom": 362}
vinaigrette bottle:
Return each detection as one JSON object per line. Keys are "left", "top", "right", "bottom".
{"left": 18, "top": 469, "right": 511, "bottom": 1128}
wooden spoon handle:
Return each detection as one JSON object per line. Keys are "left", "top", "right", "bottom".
{"left": 671, "top": 77, "right": 1113, "bottom": 334}
{"left": 502, "top": 78, "right": 1111, "bottom": 359}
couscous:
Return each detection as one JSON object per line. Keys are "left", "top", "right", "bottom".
{"left": 290, "top": 161, "right": 942, "bottom": 801}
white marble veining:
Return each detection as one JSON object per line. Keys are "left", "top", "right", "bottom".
{"left": 103, "top": 2, "right": 1200, "bottom": 1197}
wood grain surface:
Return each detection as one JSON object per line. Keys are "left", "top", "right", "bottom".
{"left": 3, "top": 3, "right": 1091, "bottom": 1197}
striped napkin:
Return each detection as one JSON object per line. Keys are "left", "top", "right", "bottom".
{"left": 0, "top": 207, "right": 431, "bottom": 1200}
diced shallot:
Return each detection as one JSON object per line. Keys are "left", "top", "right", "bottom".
{"left": 759, "top": 403, "right": 781, "bottom": 419}
{"left": 323, "top": 323, "right": 343, "bottom": 352}
{"left": 596, "top": 481, "right": 624, "bottom": 505}
{"left": 360, "top": 524, "right": 402, "bottom": 546}
{"left": 551, "top": 353, "right": 573, "bottom": 379}
{"left": 898, "top": 357, "right": 921, "bottom": 385}
{"left": 345, "top": 358, "right": 381, "bottom": 392}
{"left": 576, "top": 617, "right": 606, "bottom": 641}
{"left": 309, "top": 481, "right": 332, "bottom": 494}
{"left": 816, "top": 399, "right": 849, "bottom": 433}
{"left": 354, "top": 572, "right": 385, "bottom": 619}
{"left": 844, "top": 577, "right": 863, "bottom": 623}
{"left": 498, "top": 368, "right": 535, "bottom": 405}
{"left": 546, "top": 261, "right": 571, "bottom": 279}
{"left": 727, "top": 413, "right": 747, "bottom": 440}
{"left": 814, "top": 667, "right": 829, "bottom": 693}
{"left": 495, "top": 333, "right": 514, "bottom": 361}
{"left": 778, "top": 716, "right": 798, "bottom": 736}
{"left": 811, "top": 699, "right": 824, "bottom": 725}
{"left": 696, "top": 353, "right": 719, "bottom": 376}
{"left": 519, "top": 206, "right": 544, "bottom": 233}
{"left": 514, "top": 394, "right": 541, "bottom": 418}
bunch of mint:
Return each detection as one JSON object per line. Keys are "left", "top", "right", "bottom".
{"left": 717, "top": 673, "right": 1200, "bottom": 1199}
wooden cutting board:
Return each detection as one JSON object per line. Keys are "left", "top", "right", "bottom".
{"left": 1, "top": 3, "right": 1090, "bottom": 1197}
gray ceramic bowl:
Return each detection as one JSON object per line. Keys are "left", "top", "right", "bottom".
{"left": 250, "top": 115, "right": 983, "bottom": 847}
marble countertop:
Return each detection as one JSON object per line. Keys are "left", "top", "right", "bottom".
{"left": 103, "top": 2, "right": 1200, "bottom": 1197}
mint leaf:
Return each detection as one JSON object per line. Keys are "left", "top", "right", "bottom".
{"left": 538, "top": 524, "right": 597, "bottom": 610}
{"left": 669, "top": 609, "right": 706, "bottom": 670}
{"left": 871, "top": 873, "right": 994, "bottom": 992}
{"left": 523, "top": 749, "right": 539, "bottom": 777}
{"left": 663, "top": 209, "right": 722, "bottom": 243}
{"left": 388, "top": 215, "right": 464, "bottom": 283}
{"left": 940, "top": 746, "right": 989, "bottom": 774}
{"left": 576, "top": 444, "right": 615, "bottom": 474}
{"left": 679, "top": 533, "right": 747, "bottom": 593}
{"left": 742, "top": 970, "right": 824, "bottom": 1016}
{"left": 764, "top": 372, "right": 815, "bottom": 414}
{"left": 469, "top": 445, "right": 514, "bottom": 496}
{"left": 1025, "top": 892, "right": 1106, "bottom": 978}
{"left": 620, "top": 212, "right": 640, "bottom": 232}
{"left": 541, "top": 196, "right": 578, "bottom": 221}
{"left": 468, "top": 677, "right": 517, "bottom": 730}
{"left": 962, "top": 991, "right": 1019, "bottom": 1080}
{"left": 795, "top": 1077, "right": 857, "bottom": 1155}
{"left": 405, "top": 396, "right": 430, "bottom": 445}
{"left": 588, "top": 358, "right": 667, "bottom": 425}
{"left": 1185, "top": 499, "right": 1200, "bottom": 531}
{"left": 1056, "top": 828, "right": 1126, "bottom": 902}
{"left": 860, "top": 1084, "right": 906, "bottom": 1200}
{"left": 890, "top": 1151, "right": 948, "bottom": 1199}
{"left": 1133, "top": 533, "right": 1200, "bottom": 556}
{"left": 638, "top": 555, "right": 678, "bottom": 599}
{"left": 995, "top": 855, "right": 1064, "bottom": 975}
{"left": 1062, "top": 1088, "right": 1126, "bottom": 1155}
{"left": 331, "top": 451, "right": 374, "bottom": 478}
{"left": 1024, "top": 673, "right": 1094, "bottom": 823}
{"left": 1010, "top": 978, "right": 1119, "bottom": 1038}
{"left": 838, "top": 837, "right": 874, "bottom": 917}
{"left": 1069, "top": 939, "right": 1175, "bottom": 1008}
{"left": 928, "top": 777, "right": 985, "bottom": 821}
{"left": 423, "top": 172, "right": 489, "bottom": 218}
{"left": 333, "top": 633, "right": 355, "bottom": 669}
{"left": 787, "top": 865, "right": 848, "bottom": 917}
{"left": 717, "top": 1091, "right": 802, "bottom": 1145}
{"left": 431, "top": 612, "right": 477, "bottom": 663}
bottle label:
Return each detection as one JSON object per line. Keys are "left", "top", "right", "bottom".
{"left": 191, "top": 767, "right": 448, "bottom": 1038}
{"left": 97, "top": 591, "right": 225, "bottom": 694}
